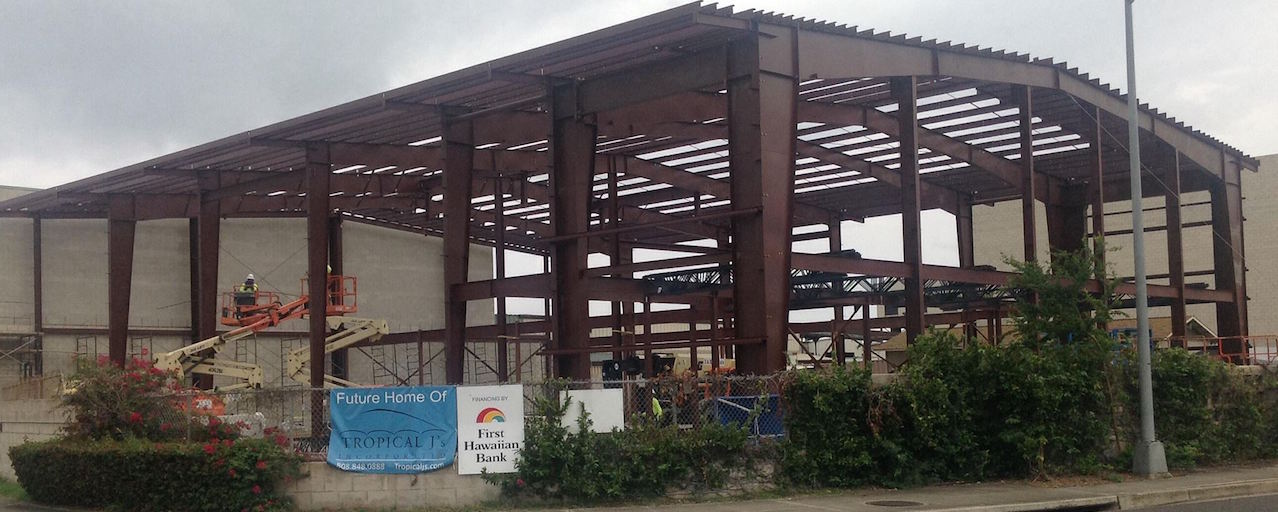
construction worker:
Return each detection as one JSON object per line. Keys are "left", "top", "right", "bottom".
{"left": 234, "top": 274, "right": 259, "bottom": 308}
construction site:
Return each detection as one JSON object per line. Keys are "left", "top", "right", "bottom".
{"left": 0, "top": 2, "right": 1268, "bottom": 395}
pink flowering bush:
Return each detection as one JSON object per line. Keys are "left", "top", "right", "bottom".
{"left": 10, "top": 354, "right": 303, "bottom": 511}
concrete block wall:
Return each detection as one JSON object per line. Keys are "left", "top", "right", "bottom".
{"left": 0, "top": 187, "right": 500, "bottom": 388}
{"left": 286, "top": 462, "right": 499, "bottom": 510}
{"left": 0, "top": 398, "right": 62, "bottom": 480}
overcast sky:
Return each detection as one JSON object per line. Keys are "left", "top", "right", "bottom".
{"left": 0, "top": 0, "right": 1274, "bottom": 190}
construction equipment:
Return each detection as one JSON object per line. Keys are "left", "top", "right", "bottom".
{"left": 285, "top": 316, "right": 389, "bottom": 388}
{"left": 154, "top": 275, "right": 386, "bottom": 390}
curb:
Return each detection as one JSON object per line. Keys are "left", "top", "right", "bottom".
{"left": 938, "top": 496, "right": 1119, "bottom": 512}
{"left": 1116, "top": 477, "right": 1278, "bottom": 509}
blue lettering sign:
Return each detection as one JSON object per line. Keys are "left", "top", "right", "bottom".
{"left": 328, "top": 386, "right": 457, "bottom": 473}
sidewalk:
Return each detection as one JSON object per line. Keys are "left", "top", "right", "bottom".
{"left": 529, "top": 463, "right": 1278, "bottom": 512}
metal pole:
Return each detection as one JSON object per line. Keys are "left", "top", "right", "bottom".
{"left": 1126, "top": 0, "right": 1167, "bottom": 476}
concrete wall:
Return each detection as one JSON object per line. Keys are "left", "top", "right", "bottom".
{"left": 972, "top": 153, "right": 1277, "bottom": 335}
{"left": 286, "top": 461, "right": 498, "bottom": 510}
{"left": 0, "top": 398, "right": 62, "bottom": 480}
{"left": 0, "top": 187, "right": 504, "bottom": 387}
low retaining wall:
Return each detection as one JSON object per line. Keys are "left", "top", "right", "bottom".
{"left": 0, "top": 398, "right": 62, "bottom": 480}
{"left": 287, "top": 461, "right": 499, "bottom": 510}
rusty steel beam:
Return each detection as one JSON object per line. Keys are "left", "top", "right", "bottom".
{"left": 494, "top": 176, "right": 510, "bottom": 382}
{"left": 1165, "top": 150, "right": 1187, "bottom": 339}
{"left": 1015, "top": 86, "right": 1038, "bottom": 264}
{"left": 194, "top": 175, "right": 221, "bottom": 389}
{"left": 576, "top": 45, "right": 728, "bottom": 115}
{"left": 329, "top": 215, "right": 348, "bottom": 381}
{"left": 305, "top": 143, "right": 331, "bottom": 390}
{"left": 442, "top": 114, "right": 475, "bottom": 385}
{"left": 1089, "top": 105, "right": 1107, "bottom": 273}
{"left": 107, "top": 196, "right": 136, "bottom": 365}
{"left": 728, "top": 29, "right": 796, "bottom": 374}
{"left": 893, "top": 77, "right": 925, "bottom": 345}
{"left": 957, "top": 198, "right": 974, "bottom": 268}
{"left": 584, "top": 253, "right": 729, "bottom": 277}
{"left": 549, "top": 83, "right": 597, "bottom": 380}
{"left": 1046, "top": 183, "right": 1088, "bottom": 256}
{"left": 1212, "top": 160, "right": 1247, "bottom": 343}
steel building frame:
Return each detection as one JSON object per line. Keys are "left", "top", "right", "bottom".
{"left": 0, "top": 3, "right": 1259, "bottom": 383}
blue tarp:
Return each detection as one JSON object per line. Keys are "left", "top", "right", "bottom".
{"left": 328, "top": 386, "right": 457, "bottom": 474}
{"left": 714, "top": 394, "right": 784, "bottom": 437}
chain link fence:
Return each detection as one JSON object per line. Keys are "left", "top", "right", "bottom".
{"left": 171, "top": 375, "right": 789, "bottom": 456}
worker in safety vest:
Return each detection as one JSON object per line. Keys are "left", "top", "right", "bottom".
{"left": 234, "top": 274, "right": 259, "bottom": 307}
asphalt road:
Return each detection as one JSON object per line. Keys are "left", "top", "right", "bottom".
{"left": 1140, "top": 492, "right": 1278, "bottom": 511}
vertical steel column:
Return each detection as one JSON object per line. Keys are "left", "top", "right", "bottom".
{"left": 188, "top": 219, "right": 200, "bottom": 342}
{"left": 1212, "top": 160, "right": 1248, "bottom": 345}
{"left": 727, "top": 31, "right": 798, "bottom": 374}
{"left": 195, "top": 181, "right": 221, "bottom": 389}
{"left": 494, "top": 176, "right": 509, "bottom": 382}
{"left": 442, "top": 113, "right": 475, "bottom": 384}
{"left": 829, "top": 217, "right": 845, "bottom": 365}
{"left": 1089, "top": 106, "right": 1107, "bottom": 272}
{"left": 548, "top": 83, "right": 596, "bottom": 380}
{"left": 956, "top": 198, "right": 974, "bottom": 268}
{"left": 107, "top": 196, "right": 136, "bottom": 365}
{"left": 892, "top": 76, "right": 925, "bottom": 344}
{"left": 32, "top": 217, "right": 42, "bottom": 375}
{"left": 305, "top": 143, "right": 331, "bottom": 390}
{"left": 1015, "top": 86, "right": 1038, "bottom": 263}
{"left": 861, "top": 304, "right": 872, "bottom": 370}
{"left": 1046, "top": 185, "right": 1088, "bottom": 256}
{"left": 328, "top": 216, "right": 347, "bottom": 381}
{"left": 1165, "top": 150, "right": 1187, "bottom": 340}
{"left": 608, "top": 157, "right": 624, "bottom": 361}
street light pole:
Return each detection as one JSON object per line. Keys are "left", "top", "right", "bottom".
{"left": 1125, "top": 0, "right": 1168, "bottom": 477}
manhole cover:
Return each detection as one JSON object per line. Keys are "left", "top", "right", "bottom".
{"left": 866, "top": 500, "right": 925, "bottom": 508}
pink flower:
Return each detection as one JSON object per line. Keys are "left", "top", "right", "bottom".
{"left": 203, "top": 443, "right": 217, "bottom": 455}
{"left": 160, "top": 422, "right": 171, "bottom": 432}
{"left": 222, "top": 439, "right": 233, "bottom": 447}
{"left": 255, "top": 460, "right": 268, "bottom": 470}
{"left": 128, "top": 411, "right": 143, "bottom": 424}
{"left": 229, "top": 469, "right": 237, "bottom": 478}
{"left": 516, "top": 478, "right": 526, "bottom": 488}
{"left": 251, "top": 485, "right": 262, "bottom": 495}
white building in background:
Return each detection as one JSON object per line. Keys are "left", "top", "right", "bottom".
{"left": 0, "top": 185, "right": 518, "bottom": 389}
{"left": 973, "top": 153, "right": 1278, "bottom": 336}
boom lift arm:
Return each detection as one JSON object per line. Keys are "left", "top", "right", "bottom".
{"left": 154, "top": 294, "right": 312, "bottom": 391}
{"left": 285, "top": 317, "right": 390, "bottom": 388}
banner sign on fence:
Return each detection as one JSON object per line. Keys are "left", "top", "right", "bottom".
{"left": 456, "top": 384, "right": 524, "bottom": 475}
{"left": 328, "top": 386, "right": 457, "bottom": 474}
{"left": 561, "top": 388, "right": 624, "bottom": 433}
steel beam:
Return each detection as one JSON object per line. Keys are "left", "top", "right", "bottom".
{"left": 1165, "top": 150, "right": 1187, "bottom": 339}
{"left": 892, "top": 76, "right": 925, "bottom": 345}
{"left": 494, "top": 176, "right": 510, "bottom": 382}
{"left": 107, "top": 196, "right": 136, "bottom": 365}
{"left": 1212, "top": 160, "right": 1248, "bottom": 343}
{"left": 306, "top": 143, "right": 331, "bottom": 390}
{"left": 194, "top": 178, "right": 221, "bottom": 389}
{"left": 1046, "top": 183, "right": 1088, "bottom": 256}
{"left": 1015, "top": 86, "right": 1038, "bottom": 263}
{"left": 728, "top": 29, "right": 797, "bottom": 374}
{"left": 1089, "top": 105, "right": 1107, "bottom": 272}
{"left": 329, "top": 215, "right": 348, "bottom": 381}
{"left": 829, "top": 216, "right": 845, "bottom": 365}
{"left": 549, "top": 84, "right": 597, "bottom": 380}
{"left": 957, "top": 198, "right": 974, "bottom": 268}
{"left": 442, "top": 113, "right": 475, "bottom": 384}
{"left": 32, "top": 217, "right": 42, "bottom": 375}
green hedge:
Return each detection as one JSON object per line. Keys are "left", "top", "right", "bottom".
{"left": 485, "top": 386, "right": 756, "bottom": 502}
{"left": 10, "top": 437, "right": 300, "bottom": 512}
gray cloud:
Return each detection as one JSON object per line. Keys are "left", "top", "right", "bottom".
{"left": 0, "top": 0, "right": 1273, "bottom": 189}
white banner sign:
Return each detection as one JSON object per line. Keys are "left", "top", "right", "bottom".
{"left": 560, "top": 388, "right": 625, "bottom": 433}
{"left": 456, "top": 384, "right": 524, "bottom": 475}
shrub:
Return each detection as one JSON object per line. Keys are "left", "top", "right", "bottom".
{"left": 10, "top": 436, "right": 301, "bottom": 512}
{"left": 486, "top": 384, "right": 753, "bottom": 502}
{"left": 780, "top": 365, "right": 920, "bottom": 487}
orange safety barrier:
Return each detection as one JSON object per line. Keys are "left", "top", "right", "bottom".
{"left": 1167, "top": 335, "right": 1278, "bottom": 366}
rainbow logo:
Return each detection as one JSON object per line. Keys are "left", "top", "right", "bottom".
{"left": 476, "top": 407, "right": 506, "bottom": 423}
